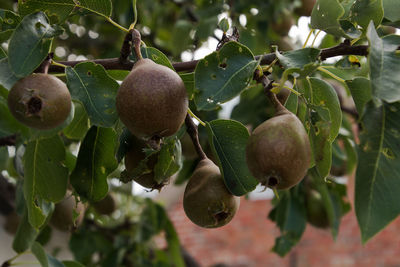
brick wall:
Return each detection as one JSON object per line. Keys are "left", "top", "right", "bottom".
{"left": 168, "top": 178, "right": 400, "bottom": 267}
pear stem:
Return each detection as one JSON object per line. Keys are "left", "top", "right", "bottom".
{"left": 185, "top": 114, "right": 207, "bottom": 160}
{"left": 254, "top": 72, "right": 286, "bottom": 114}
{"left": 132, "top": 29, "right": 143, "bottom": 61}
{"left": 119, "top": 29, "right": 133, "bottom": 65}
{"left": 38, "top": 53, "right": 53, "bottom": 74}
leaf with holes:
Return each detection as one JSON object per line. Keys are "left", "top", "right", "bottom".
{"left": 0, "top": 9, "right": 21, "bottom": 31}
{"left": 308, "top": 106, "right": 332, "bottom": 179}
{"left": 367, "top": 22, "right": 400, "bottom": 103}
{"left": 194, "top": 41, "right": 258, "bottom": 111}
{"left": 23, "top": 135, "right": 67, "bottom": 228}
{"left": 8, "top": 12, "right": 61, "bottom": 77}
{"left": 206, "top": 119, "right": 258, "bottom": 196}
{"left": 311, "top": 0, "right": 351, "bottom": 38}
{"left": 70, "top": 126, "right": 118, "bottom": 202}
{"left": 309, "top": 77, "right": 342, "bottom": 141}
{"left": 66, "top": 62, "right": 119, "bottom": 127}
{"left": 355, "top": 101, "right": 400, "bottom": 243}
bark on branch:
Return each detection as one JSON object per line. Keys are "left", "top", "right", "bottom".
{"left": 47, "top": 44, "right": 369, "bottom": 73}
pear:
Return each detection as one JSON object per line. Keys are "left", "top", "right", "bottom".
{"left": 246, "top": 106, "right": 311, "bottom": 190}
{"left": 124, "top": 135, "right": 166, "bottom": 190}
{"left": 50, "top": 192, "right": 85, "bottom": 232}
{"left": 183, "top": 158, "right": 240, "bottom": 228}
{"left": 116, "top": 58, "right": 188, "bottom": 140}
{"left": 92, "top": 193, "right": 116, "bottom": 215}
{"left": 306, "top": 189, "right": 330, "bottom": 229}
{"left": 7, "top": 73, "right": 71, "bottom": 130}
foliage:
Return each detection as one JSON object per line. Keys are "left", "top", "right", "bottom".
{"left": 0, "top": 0, "right": 400, "bottom": 265}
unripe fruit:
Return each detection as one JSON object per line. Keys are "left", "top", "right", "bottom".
{"left": 246, "top": 106, "right": 311, "bottom": 190}
{"left": 306, "top": 189, "right": 330, "bottom": 228}
{"left": 183, "top": 158, "right": 240, "bottom": 228}
{"left": 124, "top": 136, "right": 165, "bottom": 190}
{"left": 7, "top": 73, "right": 71, "bottom": 129}
{"left": 93, "top": 193, "right": 116, "bottom": 215}
{"left": 50, "top": 192, "right": 85, "bottom": 232}
{"left": 116, "top": 58, "right": 188, "bottom": 139}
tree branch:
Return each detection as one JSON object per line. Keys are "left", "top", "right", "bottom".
{"left": 48, "top": 44, "right": 369, "bottom": 73}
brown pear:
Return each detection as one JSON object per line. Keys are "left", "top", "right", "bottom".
{"left": 92, "top": 193, "right": 116, "bottom": 215}
{"left": 306, "top": 189, "right": 330, "bottom": 229}
{"left": 116, "top": 58, "right": 188, "bottom": 139}
{"left": 50, "top": 192, "right": 85, "bottom": 232}
{"left": 7, "top": 73, "right": 71, "bottom": 129}
{"left": 246, "top": 106, "right": 311, "bottom": 190}
{"left": 124, "top": 136, "right": 165, "bottom": 190}
{"left": 183, "top": 158, "right": 240, "bottom": 228}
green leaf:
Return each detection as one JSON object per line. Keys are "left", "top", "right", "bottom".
{"left": 18, "top": 0, "right": 75, "bottom": 23}
{"left": 355, "top": 101, "right": 400, "bottom": 242}
{"left": 66, "top": 62, "right": 119, "bottom": 127}
{"left": 271, "top": 188, "right": 306, "bottom": 257}
{"left": 0, "top": 97, "right": 30, "bottom": 138}
{"left": 383, "top": 0, "right": 400, "bottom": 22}
{"left": 194, "top": 41, "right": 258, "bottom": 110}
{"left": 346, "top": 77, "right": 372, "bottom": 116}
{"left": 170, "top": 20, "right": 193, "bottom": 57}
{"left": 180, "top": 72, "right": 194, "bottom": 100}
{"left": 24, "top": 135, "right": 68, "bottom": 228}
{"left": 350, "top": 0, "right": 383, "bottom": 29}
{"left": 276, "top": 48, "right": 321, "bottom": 71}
{"left": 70, "top": 126, "right": 118, "bottom": 202}
{"left": 311, "top": 0, "right": 347, "bottom": 37}
{"left": 0, "top": 58, "right": 18, "bottom": 90}
{"left": 367, "top": 22, "right": 400, "bottom": 103}
{"left": 63, "top": 101, "right": 90, "bottom": 140}
{"left": 206, "top": 119, "right": 258, "bottom": 196}
{"left": 12, "top": 208, "right": 39, "bottom": 253}
{"left": 32, "top": 242, "right": 66, "bottom": 267}
{"left": 32, "top": 242, "right": 49, "bottom": 267}
{"left": 308, "top": 106, "right": 332, "bottom": 179}
{"left": 131, "top": 47, "right": 174, "bottom": 69}
{"left": 275, "top": 48, "right": 320, "bottom": 87}
{"left": 218, "top": 18, "right": 230, "bottom": 32}
{"left": 8, "top": 12, "right": 61, "bottom": 77}
{"left": 77, "top": 0, "right": 112, "bottom": 17}
{"left": 62, "top": 261, "right": 85, "bottom": 267}
{"left": 0, "top": 9, "right": 21, "bottom": 31}
{"left": 154, "top": 138, "right": 182, "bottom": 184}
{"left": 309, "top": 77, "right": 342, "bottom": 141}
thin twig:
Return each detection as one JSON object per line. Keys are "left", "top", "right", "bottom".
{"left": 185, "top": 114, "right": 207, "bottom": 160}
